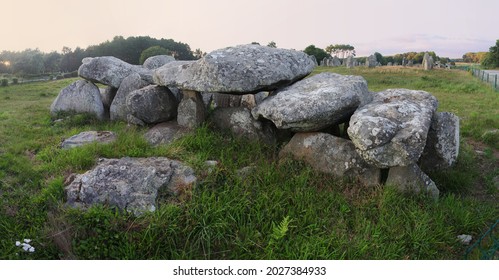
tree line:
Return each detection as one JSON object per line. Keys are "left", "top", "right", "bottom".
{"left": 303, "top": 44, "right": 450, "bottom": 65}
{"left": 304, "top": 40, "right": 499, "bottom": 69}
{"left": 0, "top": 36, "right": 199, "bottom": 76}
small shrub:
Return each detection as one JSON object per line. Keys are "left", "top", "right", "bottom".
{"left": 1, "top": 79, "right": 8, "bottom": 87}
{"left": 12, "top": 78, "right": 18, "bottom": 85}
{"left": 56, "top": 75, "right": 63, "bottom": 80}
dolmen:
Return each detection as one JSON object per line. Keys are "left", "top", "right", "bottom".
{"left": 51, "top": 44, "right": 459, "bottom": 215}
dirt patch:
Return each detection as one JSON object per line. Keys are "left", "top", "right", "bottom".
{"left": 465, "top": 139, "right": 499, "bottom": 204}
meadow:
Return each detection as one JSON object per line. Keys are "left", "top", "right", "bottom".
{"left": 0, "top": 66, "right": 497, "bottom": 259}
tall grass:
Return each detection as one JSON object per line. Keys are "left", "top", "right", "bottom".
{"left": 0, "top": 71, "right": 497, "bottom": 260}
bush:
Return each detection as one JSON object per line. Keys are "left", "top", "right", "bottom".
{"left": 12, "top": 78, "right": 18, "bottom": 84}
{"left": 482, "top": 40, "right": 499, "bottom": 69}
{"left": 139, "top": 46, "right": 171, "bottom": 64}
{"left": 1, "top": 79, "right": 8, "bottom": 87}
{"left": 56, "top": 75, "right": 63, "bottom": 80}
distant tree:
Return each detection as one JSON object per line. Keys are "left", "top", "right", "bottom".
{"left": 303, "top": 45, "right": 329, "bottom": 64}
{"left": 374, "top": 52, "right": 384, "bottom": 65}
{"left": 139, "top": 46, "right": 171, "bottom": 64}
{"left": 43, "top": 51, "right": 62, "bottom": 73}
{"left": 462, "top": 52, "right": 487, "bottom": 63}
{"left": 59, "top": 47, "right": 85, "bottom": 72}
{"left": 11, "top": 49, "right": 45, "bottom": 75}
{"left": 482, "top": 40, "right": 499, "bottom": 68}
{"left": 85, "top": 36, "right": 195, "bottom": 64}
{"left": 325, "top": 44, "right": 355, "bottom": 58}
{"left": 267, "top": 41, "right": 277, "bottom": 48}
{"left": 193, "top": 48, "right": 206, "bottom": 59}
{"left": 251, "top": 42, "right": 260, "bottom": 45}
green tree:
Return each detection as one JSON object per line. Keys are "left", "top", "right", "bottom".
{"left": 11, "top": 49, "right": 45, "bottom": 75}
{"left": 374, "top": 52, "right": 384, "bottom": 65}
{"left": 43, "top": 51, "right": 62, "bottom": 73}
{"left": 59, "top": 47, "right": 85, "bottom": 72}
{"left": 482, "top": 39, "right": 499, "bottom": 68}
{"left": 139, "top": 46, "right": 171, "bottom": 64}
{"left": 325, "top": 44, "right": 355, "bottom": 58}
{"left": 303, "top": 45, "right": 329, "bottom": 64}
{"left": 193, "top": 48, "right": 205, "bottom": 59}
{"left": 267, "top": 41, "right": 277, "bottom": 48}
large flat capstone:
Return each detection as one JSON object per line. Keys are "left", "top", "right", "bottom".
{"left": 78, "top": 56, "right": 153, "bottom": 88}
{"left": 252, "top": 73, "right": 371, "bottom": 132}
{"left": 153, "top": 44, "right": 317, "bottom": 94}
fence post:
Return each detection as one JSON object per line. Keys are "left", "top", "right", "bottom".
{"left": 482, "top": 71, "right": 485, "bottom": 81}
{"left": 487, "top": 73, "right": 489, "bottom": 83}
{"left": 495, "top": 75, "right": 498, "bottom": 90}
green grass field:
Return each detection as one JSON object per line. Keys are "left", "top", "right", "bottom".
{"left": 0, "top": 67, "right": 497, "bottom": 259}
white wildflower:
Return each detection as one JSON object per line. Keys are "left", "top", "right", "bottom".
{"left": 22, "top": 244, "right": 31, "bottom": 251}
{"left": 15, "top": 238, "right": 36, "bottom": 253}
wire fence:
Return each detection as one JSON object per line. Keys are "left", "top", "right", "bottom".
{"left": 471, "top": 68, "right": 499, "bottom": 92}
{"left": 464, "top": 219, "right": 499, "bottom": 259}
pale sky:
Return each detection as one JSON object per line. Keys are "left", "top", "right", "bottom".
{"left": 1, "top": 0, "right": 498, "bottom": 58}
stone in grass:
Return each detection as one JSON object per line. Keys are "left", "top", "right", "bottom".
{"left": 144, "top": 122, "right": 190, "bottom": 146}
{"left": 61, "top": 131, "right": 117, "bottom": 149}
{"left": 65, "top": 157, "right": 196, "bottom": 216}
{"left": 50, "top": 80, "right": 105, "bottom": 120}
{"left": 457, "top": 234, "right": 473, "bottom": 246}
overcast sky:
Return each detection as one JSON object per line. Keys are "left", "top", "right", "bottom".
{"left": 1, "top": 0, "right": 498, "bottom": 58}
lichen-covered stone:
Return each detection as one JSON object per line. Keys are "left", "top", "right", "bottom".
{"left": 144, "top": 122, "right": 190, "bottom": 146}
{"left": 61, "top": 131, "right": 117, "bottom": 149}
{"left": 143, "top": 55, "right": 175, "bottom": 70}
{"left": 50, "top": 80, "right": 105, "bottom": 120}
{"left": 348, "top": 89, "right": 438, "bottom": 168}
{"left": 386, "top": 163, "right": 439, "bottom": 199}
{"left": 110, "top": 73, "right": 151, "bottom": 122}
{"left": 279, "top": 132, "right": 380, "bottom": 186}
{"left": 177, "top": 90, "right": 207, "bottom": 129}
{"left": 78, "top": 56, "right": 153, "bottom": 88}
{"left": 153, "top": 44, "right": 316, "bottom": 94}
{"left": 65, "top": 157, "right": 196, "bottom": 215}
{"left": 126, "top": 85, "right": 178, "bottom": 125}
{"left": 252, "top": 73, "right": 372, "bottom": 132}
{"left": 211, "top": 107, "right": 277, "bottom": 145}
{"left": 420, "top": 112, "right": 460, "bottom": 170}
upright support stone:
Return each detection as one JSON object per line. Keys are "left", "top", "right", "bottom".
{"left": 386, "top": 164, "right": 439, "bottom": 200}
{"left": 177, "top": 90, "right": 207, "bottom": 129}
